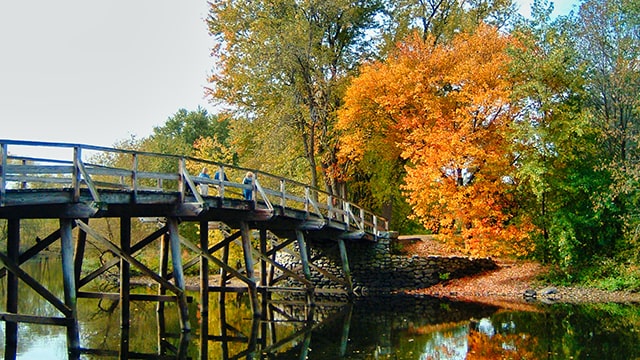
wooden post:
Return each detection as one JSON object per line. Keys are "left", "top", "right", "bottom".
{"left": 72, "top": 147, "right": 81, "bottom": 202}
{"left": 295, "top": 230, "right": 312, "bottom": 281}
{"left": 340, "top": 304, "right": 353, "bottom": 356}
{"left": 0, "top": 143, "right": 7, "bottom": 206}
{"left": 60, "top": 218, "right": 80, "bottom": 351}
{"left": 4, "top": 219, "right": 19, "bottom": 359}
{"left": 219, "top": 294, "right": 229, "bottom": 359}
{"left": 156, "top": 295, "right": 167, "bottom": 355}
{"left": 120, "top": 327, "right": 130, "bottom": 359}
{"left": 120, "top": 217, "right": 131, "bottom": 332}
{"left": 220, "top": 242, "right": 229, "bottom": 289}
{"left": 157, "top": 232, "right": 169, "bottom": 313}
{"left": 167, "top": 217, "right": 191, "bottom": 332}
{"left": 117, "top": 217, "right": 131, "bottom": 357}
{"left": 338, "top": 239, "right": 353, "bottom": 296}
{"left": 157, "top": 228, "right": 170, "bottom": 355}
{"left": 260, "top": 228, "right": 268, "bottom": 288}
{"left": 199, "top": 220, "right": 209, "bottom": 358}
{"left": 296, "top": 230, "right": 314, "bottom": 306}
{"left": 74, "top": 218, "right": 88, "bottom": 285}
{"left": 240, "top": 221, "right": 260, "bottom": 317}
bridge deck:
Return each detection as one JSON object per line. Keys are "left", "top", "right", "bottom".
{"left": 0, "top": 139, "right": 389, "bottom": 240}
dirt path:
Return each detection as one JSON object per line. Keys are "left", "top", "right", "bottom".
{"left": 399, "top": 235, "right": 640, "bottom": 305}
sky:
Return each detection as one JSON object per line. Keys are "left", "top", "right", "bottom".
{"left": 1, "top": 0, "right": 579, "bottom": 151}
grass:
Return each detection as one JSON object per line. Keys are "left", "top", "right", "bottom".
{"left": 544, "top": 257, "right": 640, "bottom": 292}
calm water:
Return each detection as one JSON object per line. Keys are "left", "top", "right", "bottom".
{"left": 2, "top": 257, "right": 640, "bottom": 359}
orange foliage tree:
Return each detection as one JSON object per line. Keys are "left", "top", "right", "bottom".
{"left": 338, "top": 24, "right": 535, "bottom": 256}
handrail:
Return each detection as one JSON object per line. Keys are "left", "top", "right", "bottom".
{"left": 0, "top": 139, "right": 389, "bottom": 237}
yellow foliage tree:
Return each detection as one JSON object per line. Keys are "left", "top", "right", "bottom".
{"left": 338, "top": 24, "right": 534, "bottom": 257}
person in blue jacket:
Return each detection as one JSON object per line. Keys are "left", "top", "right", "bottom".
{"left": 242, "top": 171, "right": 254, "bottom": 200}
{"left": 198, "top": 167, "right": 210, "bottom": 195}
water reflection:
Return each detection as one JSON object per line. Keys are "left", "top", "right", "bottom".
{"left": 2, "top": 258, "right": 640, "bottom": 359}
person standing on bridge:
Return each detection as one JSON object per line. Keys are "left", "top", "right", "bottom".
{"left": 213, "top": 167, "right": 229, "bottom": 196}
{"left": 242, "top": 171, "right": 254, "bottom": 200}
{"left": 198, "top": 167, "right": 210, "bottom": 195}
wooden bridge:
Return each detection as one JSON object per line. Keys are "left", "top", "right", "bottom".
{"left": 0, "top": 139, "right": 391, "bottom": 357}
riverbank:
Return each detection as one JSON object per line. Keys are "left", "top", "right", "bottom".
{"left": 399, "top": 235, "right": 640, "bottom": 305}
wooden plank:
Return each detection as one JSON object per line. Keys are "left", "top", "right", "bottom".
{"left": 77, "top": 291, "right": 187, "bottom": 303}
{"left": 3, "top": 164, "right": 75, "bottom": 174}
{"left": 0, "top": 312, "right": 73, "bottom": 326}
{"left": 77, "top": 159, "right": 101, "bottom": 202}
{"left": 207, "top": 286, "right": 248, "bottom": 293}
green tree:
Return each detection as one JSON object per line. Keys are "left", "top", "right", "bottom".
{"left": 574, "top": 0, "right": 640, "bottom": 260}
{"left": 510, "top": 0, "right": 633, "bottom": 275}
{"left": 144, "top": 107, "right": 230, "bottom": 158}
{"left": 379, "top": 0, "right": 517, "bottom": 51}
{"left": 206, "top": 0, "right": 383, "bottom": 196}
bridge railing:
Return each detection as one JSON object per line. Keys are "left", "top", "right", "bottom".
{"left": 0, "top": 140, "right": 388, "bottom": 237}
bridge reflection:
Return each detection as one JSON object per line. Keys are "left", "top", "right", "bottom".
{"left": 3, "top": 290, "right": 351, "bottom": 360}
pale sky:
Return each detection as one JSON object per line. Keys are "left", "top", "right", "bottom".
{"left": 1, "top": 1, "right": 579, "bottom": 152}
{"left": 1, "top": 1, "right": 214, "bottom": 148}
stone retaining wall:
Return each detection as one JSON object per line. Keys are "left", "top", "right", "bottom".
{"left": 278, "top": 237, "right": 498, "bottom": 297}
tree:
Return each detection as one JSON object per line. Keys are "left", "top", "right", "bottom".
{"left": 338, "top": 24, "right": 533, "bottom": 256}
{"left": 574, "top": 0, "right": 640, "bottom": 251}
{"left": 379, "top": 0, "right": 517, "bottom": 51}
{"left": 206, "top": 0, "right": 383, "bottom": 196}
{"left": 509, "top": 0, "right": 607, "bottom": 266}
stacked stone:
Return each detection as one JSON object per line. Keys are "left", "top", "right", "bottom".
{"left": 274, "top": 237, "right": 497, "bottom": 298}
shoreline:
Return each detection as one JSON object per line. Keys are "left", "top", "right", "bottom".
{"left": 400, "top": 236, "right": 640, "bottom": 306}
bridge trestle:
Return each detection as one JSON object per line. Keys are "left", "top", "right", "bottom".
{"left": 0, "top": 139, "right": 391, "bottom": 356}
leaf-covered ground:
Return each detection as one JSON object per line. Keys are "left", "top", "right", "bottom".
{"left": 399, "top": 235, "right": 640, "bottom": 305}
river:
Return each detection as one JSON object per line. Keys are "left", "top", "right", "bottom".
{"left": 1, "top": 257, "right": 640, "bottom": 359}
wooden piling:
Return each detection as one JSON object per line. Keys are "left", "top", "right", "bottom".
{"left": 4, "top": 219, "right": 19, "bottom": 359}
{"left": 199, "top": 220, "right": 209, "bottom": 358}
{"left": 296, "top": 230, "right": 315, "bottom": 306}
{"left": 167, "top": 217, "right": 191, "bottom": 332}
{"left": 119, "top": 217, "right": 131, "bottom": 334}
{"left": 60, "top": 218, "right": 80, "bottom": 351}
{"left": 157, "top": 231, "right": 170, "bottom": 314}
{"left": 73, "top": 218, "right": 88, "bottom": 285}
{"left": 338, "top": 239, "right": 353, "bottom": 296}
{"left": 240, "top": 221, "right": 260, "bottom": 317}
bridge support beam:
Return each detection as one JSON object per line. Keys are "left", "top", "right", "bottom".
{"left": 119, "top": 216, "right": 131, "bottom": 355}
{"left": 240, "top": 221, "right": 260, "bottom": 317}
{"left": 4, "top": 218, "right": 19, "bottom": 360}
{"left": 296, "top": 230, "right": 314, "bottom": 306}
{"left": 338, "top": 239, "right": 353, "bottom": 296}
{"left": 199, "top": 220, "right": 210, "bottom": 358}
{"left": 60, "top": 218, "right": 80, "bottom": 352}
{"left": 167, "top": 217, "right": 191, "bottom": 332}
